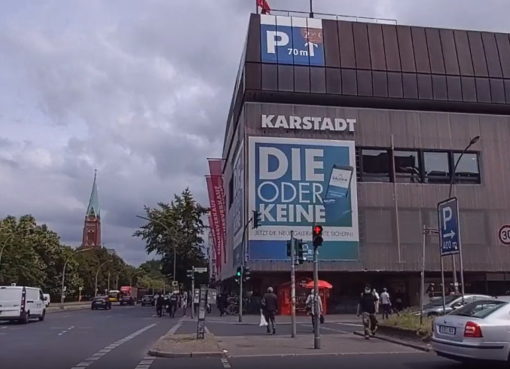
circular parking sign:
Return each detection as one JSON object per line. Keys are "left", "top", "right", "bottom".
{"left": 499, "top": 225, "right": 510, "bottom": 245}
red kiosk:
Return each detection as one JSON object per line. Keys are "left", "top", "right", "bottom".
{"left": 277, "top": 279, "right": 332, "bottom": 315}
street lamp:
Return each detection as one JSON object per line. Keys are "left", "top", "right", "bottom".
{"left": 61, "top": 247, "right": 95, "bottom": 308}
{"left": 94, "top": 259, "right": 112, "bottom": 297}
{"left": 136, "top": 215, "right": 177, "bottom": 284}
{"left": 447, "top": 135, "right": 480, "bottom": 297}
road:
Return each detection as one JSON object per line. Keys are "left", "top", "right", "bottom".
{"left": 0, "top": 306, "right": 470, "bottom": 369}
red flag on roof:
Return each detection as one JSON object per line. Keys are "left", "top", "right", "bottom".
{"left": 257, "top": 0, "right": 271, "bottom": 14}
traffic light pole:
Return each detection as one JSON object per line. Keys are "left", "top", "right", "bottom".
{"left": 290, "top": 231, "right": 296, "bottom": 338}
{"left": 313, "top": 244, "right": 320, "bottom": 349}
{"left": 190, "top": 266, "right": 195, "bottom": 320}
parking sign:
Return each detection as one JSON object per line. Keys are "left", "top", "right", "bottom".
{"left": 438, "top": 198, "right": 461, "bottom": 256}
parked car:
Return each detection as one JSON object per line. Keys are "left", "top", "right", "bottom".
{"left": 422, "top": 294, "right": 492, "bottom": 316}
{"left": 0, "top": 285, "right": 46, "bottom": 323}
{"left": 91, "top": 296, "right": 112, "bottom": 310}
{"left": 432, "top": 298, "right": 510, "bottom": 364}
{"left": 141, "top": 295, "right": 154, "bottom": 307}
{"left": 119, "top": 295, "right": 135, "bottom": 306}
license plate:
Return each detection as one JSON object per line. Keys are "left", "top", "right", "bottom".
{"left": 439, "top": 325, "right": 456, "bottom": 335}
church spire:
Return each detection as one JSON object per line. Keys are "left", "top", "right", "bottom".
{"left": 82, "top": 169, "right": 102, "bottom": 248}
{"left": 86, "top": 169, "right": 100, "bottom": 218}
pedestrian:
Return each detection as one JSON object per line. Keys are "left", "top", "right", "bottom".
{"left": 169, "top": 292, "right": 179, "bottom": 318}
{"left": 357, "top": 285, "right": 378, "bottom": 339}
{"left": 372, "top": 288, "right": 380, "bottom": 314}
{"left": 155, "top": 293, "right": 164, "bottom": 317}
{"left": 305, "top": 290, "right": 323, "bottom": 331}
{"left": 217, "top": 293, "right": 227, "bottom": 316}
{"left": 380, "top": 288, "right": 391, "bottom": 320}
{"left": 261, "top": 287, "right": 278, "bottom": 335}
{"left": 181, "top": 291, "right": 188, "bottom": 316}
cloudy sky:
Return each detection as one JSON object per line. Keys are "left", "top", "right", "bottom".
{"left": 0, "top": 0, "right": 508, "bottom": 266}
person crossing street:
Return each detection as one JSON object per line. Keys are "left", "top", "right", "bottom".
{"left": 261, "top": 287, "right": 278, "bottom": 335}
{"left": 357, "top": 285, "right": 379, "bottom": 339}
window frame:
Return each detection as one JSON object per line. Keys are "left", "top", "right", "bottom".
{"left": 422, "top": 150, "right": 452, "bottom": 184}
{"left": 359, "top": 147, "right": 391, "bottom": 183}
{"left": 451, "top": 151, "right": 481, "bottom": 184}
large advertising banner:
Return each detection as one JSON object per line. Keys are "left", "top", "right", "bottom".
{"left": 206, "top": 176, "right": 222, "bottom": 274}
{"left": 207, "top": 159, "right": 227, "bottom": 266}
{"left": 248, "top": 137, "right": 359, "bottom": 260}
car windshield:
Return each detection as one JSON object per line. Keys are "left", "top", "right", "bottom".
{"left": 450, "top": 300, "right": 506, "bottom": 318}
{"left": 424, "top": 295, "right": 458, "bottom": 308}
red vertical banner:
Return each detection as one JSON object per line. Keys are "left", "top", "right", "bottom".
{"left": 208, "top": 214, "right": 219, "bottom": 278}
{"left": 206, "top": 176, "right": 223, "bottom": 274}
{"left": 208, "top": 159, "right": 227, "bottom": 266}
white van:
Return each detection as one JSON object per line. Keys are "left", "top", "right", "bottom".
{"left": 0, "top": 286, "right": 46, "bottom": 323}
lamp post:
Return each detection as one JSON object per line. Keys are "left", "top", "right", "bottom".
{"left": 94, "top": 260, "right": 111, "bottom": 297}
{"left": 136, "top": 215, "right": 177, "bottom": 284}
{"left": 448, "top": 135, "right": 480, "bottom": 297}
{"left": 61, "top": 247, "right": 95, "bottom": 309}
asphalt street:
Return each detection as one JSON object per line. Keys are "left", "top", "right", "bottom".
{"left": 0, "top": 307, "right": 478, "bottom": 369}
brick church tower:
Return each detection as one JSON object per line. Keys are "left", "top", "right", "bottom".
{"left": 82, "top": 170, "right": 101, "bottom": 248}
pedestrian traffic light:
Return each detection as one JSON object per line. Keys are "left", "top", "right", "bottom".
{"left": 234, "top": 266, "right": 242, "bottom": 283}
{"left": 296, "top": 239, "right": 306, "bottom": 264}
{"left": 312, "top": 225, "right": 323, "bottom": 247}
{"left": 243, "top": 267, "right": 251, "bottom": 282}
{"left": 252, "top": 210, "right": 261, "bottom": 229}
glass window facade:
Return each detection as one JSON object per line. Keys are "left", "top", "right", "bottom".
{"left": 361, "top": 149, "right": 390, "bottom": 182}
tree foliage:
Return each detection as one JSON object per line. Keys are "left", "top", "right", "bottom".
{"left": 0, "top": 215, "right": 169, "bottom": 301}
{"left": 134, "top": 188, "right": 208, "bottom": 286}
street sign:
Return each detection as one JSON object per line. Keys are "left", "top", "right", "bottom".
{"left": 438, "top": 198, "right": 461, "bottom": 256}
{"left": 194, "top": 267, "right": 208, "bottom": 273}
{"left": 499, "top": 225, "right": 510, "bottom": 245}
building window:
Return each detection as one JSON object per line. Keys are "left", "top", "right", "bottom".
{"left": 361, "top": 149, "right": 390, "bottom": 182}
{"left": 423, "top": 151, "right": 450, "bottom": 184}
{"left": 453, "top": 152, "right": 480, "bottom": 184}
{"left": 394, "top": 150, "right": 422, "bottom": 183}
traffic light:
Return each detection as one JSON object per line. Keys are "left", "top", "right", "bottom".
{"left": 312, "top": 225, "right": 323, "bottom": 247}
{"left": 234, "top": 266, "right": 242, "bottom": 283}
{"left": 296, "top": 239, "right": 305, "bottom": 264}
{"left": 252, "top": 210, "right": 261, "bottom": 229}
{"left": 243, "top": 267, "right": 251, "bottom": 282}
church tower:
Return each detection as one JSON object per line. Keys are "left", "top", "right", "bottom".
{"left": 82, "top": 170, "right": 101, "bottom": 248}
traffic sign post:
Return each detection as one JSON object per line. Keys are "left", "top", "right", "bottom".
{"left": 438, "top": 197, "right": 465, "bottom": 305}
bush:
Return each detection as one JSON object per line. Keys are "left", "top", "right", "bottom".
{"left": 380, "top": 309, "right": 433, "bottom": 339}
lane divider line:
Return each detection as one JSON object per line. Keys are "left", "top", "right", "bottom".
{"left": 221, "top": 357, "right": 232, "bottom": 368}
{"left": 69, "top": 323, "right": 156, "bottom": 369}
{"left": 135, "top": 357, "right": 154, "bottom": 369}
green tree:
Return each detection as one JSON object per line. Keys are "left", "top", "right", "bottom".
{"left": 134, "top": 188, "right": 208, "bottom": 286}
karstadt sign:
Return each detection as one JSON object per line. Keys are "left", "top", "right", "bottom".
{"left": 261, "top": 114, "right": 356, "bottom": 132}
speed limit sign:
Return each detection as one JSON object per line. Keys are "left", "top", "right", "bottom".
{"left": 499, "top": 225, "right": 510, "bottom": 245}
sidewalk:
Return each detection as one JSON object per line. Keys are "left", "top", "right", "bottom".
{"left": 204, "top": 314, "right": 360, "bottom": 325}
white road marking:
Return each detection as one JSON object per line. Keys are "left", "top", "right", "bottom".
{"left": 69, "top": 323, "right": 156, "bottom": 369}
{"left": 221, "top": 357, "right": 232, "bottom": 368}
{"left": 135, "top": 357, "right": 154, "bottom": 369}
{"left": 336, "top": 322, "right": 363, "bottom": 327}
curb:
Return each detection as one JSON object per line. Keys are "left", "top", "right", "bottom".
{"left": 353, "top": 331, "right": 431, "bottom": 352}
{"left": 47, "top": 305, "right": 90, "bottom": 313}
{"left": 148, "top": 349, "right": 223, "bottom": 358}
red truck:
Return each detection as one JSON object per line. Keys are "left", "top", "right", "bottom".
{"left": 119, "top": 286, "right": 138, "bottom": 306}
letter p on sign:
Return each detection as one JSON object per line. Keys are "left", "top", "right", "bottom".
{"left": 442, "top": 206, "right": 452, "bottom": 230}
{"left": 266, "top": 31, "right": 289, "bottom": 53}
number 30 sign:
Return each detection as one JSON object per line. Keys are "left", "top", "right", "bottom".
{"left": 499, "top": 225, "right": 510, "bottom": 245}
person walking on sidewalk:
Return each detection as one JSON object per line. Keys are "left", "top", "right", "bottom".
{"left": 155, "top": 293, "right": 164, "bottom": 317}
{"left": 261, "top": 287, "right": 278, "bottom": 335}
{"left": 380, "top": 288, "right": 391, "bottom": 320}
{"left": 357, "top": 285, "right": 378, "bottom": 339}
{"left": 305, "top": 290, "right": 323, "bottom": 331}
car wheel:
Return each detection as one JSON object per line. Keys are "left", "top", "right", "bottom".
{"left": 38, "top": 310, "right": 45, "bottom": 321}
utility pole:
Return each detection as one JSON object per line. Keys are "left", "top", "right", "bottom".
{"left": 421, "top": 226, "right": 438, "bottom": 324}
{"left": 313, "top": 243, "right": 320, "bottom": 349}
{"left": 191, "top": 266, "right": 195, "bottom": 320}
{"left": 290, "top": 231, "right": 296, "bottom": 338}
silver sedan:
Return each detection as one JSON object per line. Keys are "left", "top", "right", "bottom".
{"left": 432, "top": 299, "right": 510, "bottom": 363}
